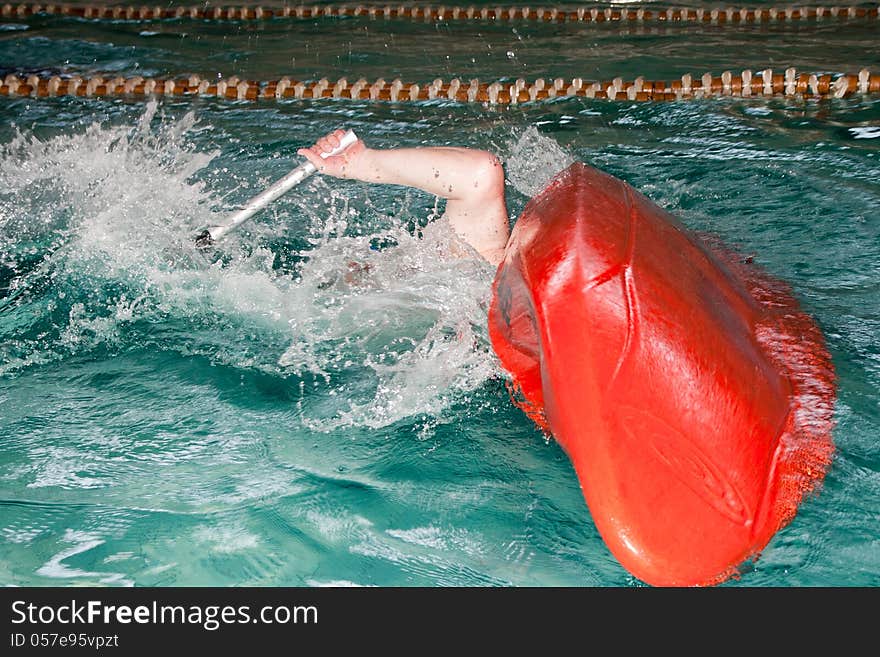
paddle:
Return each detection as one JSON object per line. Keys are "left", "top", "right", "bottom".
{"left": 195, "top": 129, "right": 359, "bottom": 248}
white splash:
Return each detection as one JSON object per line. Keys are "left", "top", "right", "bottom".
{"left": 503, "top": 126, "right": 576, "bottom": 197}
{"left": 0, "top": 102, "right": 502, "bottom": 431}
{"left": 850, "top": 126, "right": 880, "bottom": 139}
{"left": 284, "top": 216, "right": 499, "bottom": 430}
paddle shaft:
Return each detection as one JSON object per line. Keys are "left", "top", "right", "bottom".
{"left": 196, "top": 129, "right": 358, "bottom": 246}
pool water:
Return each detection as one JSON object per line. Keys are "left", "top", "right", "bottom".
{"left": 0, "top": 2, "right": 878, "bottom": 587}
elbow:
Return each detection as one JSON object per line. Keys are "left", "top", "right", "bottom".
{"left": 467, "top": 150, "right": 506, "bottom": 202}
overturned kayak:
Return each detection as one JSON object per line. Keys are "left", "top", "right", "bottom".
{"left": 488, "top": 162, "right": 836, "bottom": 586}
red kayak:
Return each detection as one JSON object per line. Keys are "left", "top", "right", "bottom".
{"left": 488, "top": 162, "right": 836, "bottom": 586}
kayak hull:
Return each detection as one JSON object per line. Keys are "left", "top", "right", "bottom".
{"left": 488, "top": 162, "right": 835, "bottom": 586}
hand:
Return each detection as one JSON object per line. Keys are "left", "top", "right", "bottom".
{"left": 297, "top": 128, "right": 367, "bottom": 179}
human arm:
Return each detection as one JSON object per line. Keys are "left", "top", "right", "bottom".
{"left": 298, "top": 129, "right": 510, "bottom": 265}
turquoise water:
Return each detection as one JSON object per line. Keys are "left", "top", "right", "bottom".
{"left": 1, "top": 3, "right": 878, "bottom": 586}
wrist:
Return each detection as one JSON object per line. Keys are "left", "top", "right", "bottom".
{"left": 343, "top": 146, "right": 375, "bottom": 181}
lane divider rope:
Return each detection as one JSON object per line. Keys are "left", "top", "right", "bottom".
{"left": 1, "top": 3, "right": 878, "bottom": 23}
{"left": 1, "top": 69, "right": 877, "bottom": 103}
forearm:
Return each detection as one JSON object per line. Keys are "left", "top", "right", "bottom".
{"left": 345, "top": 146, "right": 501, "bottom": 202}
